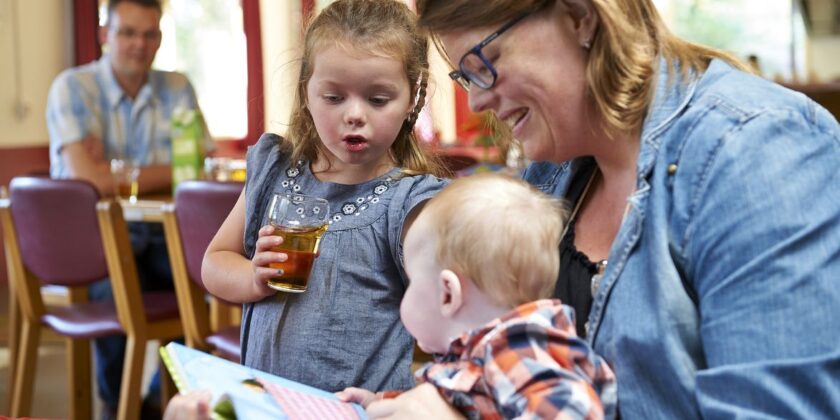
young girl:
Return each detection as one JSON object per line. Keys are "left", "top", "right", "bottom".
{"left": 202, "top": 0, "right": 448, "bottom": 394}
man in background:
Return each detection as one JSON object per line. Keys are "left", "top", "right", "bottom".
{"left": 45, "top": 0, "right": 212, "bottom": 417}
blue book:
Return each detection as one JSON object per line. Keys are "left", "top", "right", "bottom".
{"left": 160, "top": 342, "right": 367, "bottom": 419}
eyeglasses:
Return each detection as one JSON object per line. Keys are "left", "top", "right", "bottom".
{"left": 114, "top": 27, "right": 161, "bottom": 42}
{"left": 448, "top": 12, "right": 531, "bottom": 90}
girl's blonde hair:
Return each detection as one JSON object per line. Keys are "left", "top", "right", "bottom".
{"left": 424, "top": 173, "right": 568, "bottom": 307}
{"left": 416, "top": 0, "right": 748, "bottom": 134}
{"left": 286, "top": 0, "right": 447, "bottom": 177}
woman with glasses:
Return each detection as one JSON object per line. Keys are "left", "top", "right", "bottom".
{"left": 359, "top": 0, "right": 840, "bottom": 418}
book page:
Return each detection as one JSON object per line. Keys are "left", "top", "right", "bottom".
{"left": 162, "top": 343, "right": 366, "bottom": 419}
{"left": 262, "top": 380, "right": 363, "bottom": 420}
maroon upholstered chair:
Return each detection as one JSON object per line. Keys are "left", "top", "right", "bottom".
{"left": 161, "top": 180, "right": 243, "bottom": 362}
{"left": 0, "top": 177, "right": 182, "bottom": 420}
{"left": 1, "top": 177, "right": 116, "bottom": 420}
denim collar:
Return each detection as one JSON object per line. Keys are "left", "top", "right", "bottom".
{"left": 636, "top": 57, "right": 701, "bottom": 181}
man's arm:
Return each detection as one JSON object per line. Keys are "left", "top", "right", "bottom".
{"left": 58, "top": 138, "right": 114, "bottom": 194}
{"left": 59, "top": 137, "right": 171, "bottom": 196}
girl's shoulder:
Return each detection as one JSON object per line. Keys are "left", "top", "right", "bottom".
{"left": 245, "top": 133, "right": 295, "bottom": 184}
{"left": 393, "top": 171, "right": 449, "bottom": 190}
{"left": 320, "top": 171, "right": 448, "bottom": 232}
{"left": 389, "top": 171, "right": 450, "bottom": 207}
{"left": 246, "top": 133, "right": 292, "bottom": 165}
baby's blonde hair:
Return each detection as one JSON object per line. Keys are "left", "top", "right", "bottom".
{"left": 285, "top": 0, "right": 447, "bottom": 177}
{"left": 423, "top": 173, "right": 568, "bottom": 307}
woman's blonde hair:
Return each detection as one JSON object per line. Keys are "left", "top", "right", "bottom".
{"left": 416, "top": 0, "right": 748, "bottom": 134}
{"left": 423, "top": 173, "right": 568, "bottom": 307}
{"left": 285, "top": 0, "right": 447, "bottom": 177}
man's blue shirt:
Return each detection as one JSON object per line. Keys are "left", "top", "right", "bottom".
{"left": 47, "top": 55, "right": 212, "bottom": 177}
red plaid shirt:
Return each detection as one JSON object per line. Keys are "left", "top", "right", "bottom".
{"left": 410, "top": 299, "right": 616, "bottom": 419}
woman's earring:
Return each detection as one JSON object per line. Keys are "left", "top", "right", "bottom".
{"left": 582, "top": 40, "right": 592, "bottom": 50}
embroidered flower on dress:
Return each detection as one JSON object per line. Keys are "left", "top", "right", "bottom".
{"left": 313, "top": 207, "right": 321, "bottom": 214}
{"left": 296, "top": 207, "right": 305, "bottom": 215}
{"left": 284, "top": 164, "right": 396, "bottom": 223}
{"left": 342, "top": 203, "right": 357, "bottom": 215}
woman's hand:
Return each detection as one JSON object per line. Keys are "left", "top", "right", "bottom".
{"left": 335, "top": 387, "right": 379, "bottom": 408}
{"left": 162, "top": 390, "right": 212, "bottom": 420}
{"left": 250, "top": 225, "right": 286, "bottom": 298}
{"left": 366, "top": 383, "right": 464, "bottom": 419}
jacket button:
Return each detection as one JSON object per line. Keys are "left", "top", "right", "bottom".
{"left": 667, "top": 163, "right": 678, "bottom": 175}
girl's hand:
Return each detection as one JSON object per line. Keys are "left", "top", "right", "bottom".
{"left": 336, "top": 387, "right": 379, "bottom": 408}
{"left": 250, "top": 225, "right": 287, "bottom": 297}
{"left": 162, "top": 390, "right": 212, "bottom": 420}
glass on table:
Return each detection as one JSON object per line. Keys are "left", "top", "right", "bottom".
{"left": 110, "top": 159, "right": 140, "bottom": 203}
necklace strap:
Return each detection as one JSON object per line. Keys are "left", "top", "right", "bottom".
{"left": 560, "top": 166, "right": 600, "bottom": 241}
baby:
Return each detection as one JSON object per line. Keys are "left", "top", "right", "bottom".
{"left": 338, "top": 172, "right": 616, "bottom": 419}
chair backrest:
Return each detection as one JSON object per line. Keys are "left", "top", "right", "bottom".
{"left": 437, "top": 152, "right": 479, "bottom": 174}
{"left": 9, "top": 177, "right": 108, "bottom": 286}
{"left": 174, "top": 180, "right": 243, "bottom": 290}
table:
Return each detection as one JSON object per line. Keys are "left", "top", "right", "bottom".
{"left": 119, "top": 196, "right": 170, "bottom": 223}
{"left": 0, "top": 196, "right": 170, "bottom": 222}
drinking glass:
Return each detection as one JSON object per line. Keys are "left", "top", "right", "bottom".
{"left": 110, "top": 159, "right": 140, "bottom": 203}
{"left": 266, "top": 193, "right": 330, "bottom": 293}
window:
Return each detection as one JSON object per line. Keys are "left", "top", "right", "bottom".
{"left": 654, "top": 0, "right": 808, "bottom": 81}
{"left": 94, "top": 0, "right": 263, "bottom": 144}
{"left": 156, "top": 0, "right": 249, "bottom": 140}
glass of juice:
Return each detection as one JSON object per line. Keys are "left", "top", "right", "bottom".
{"left": 266, "top": 193, "right": 330, "bottom": 293}
{"left": 110, "top": 158, "right": 140, "bottom": 203}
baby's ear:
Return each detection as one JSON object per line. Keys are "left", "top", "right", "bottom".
{"left": 439, "top": 269, "right": 463, "bottom": 318}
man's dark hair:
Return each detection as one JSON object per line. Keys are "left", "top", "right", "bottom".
{"left": 107, "top": 0, "right": 163, "bottom": 24}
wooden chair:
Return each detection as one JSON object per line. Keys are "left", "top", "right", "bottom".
{"left": 161, "top": 180, "right": 244, "bottom": 362}
{"left": 0, "top": 184, "right": 19, "bottom": 411}
{"left": 1, "top": 177, "right": 119, "bottom": 419}
{"left": 95, "top": 198, "right": 184, "bottom": 420}
{"left": 2, "top": 179, "right": 73, "bottom": 412}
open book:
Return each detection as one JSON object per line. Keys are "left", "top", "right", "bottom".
{"left": 160, "top": 342, "right": 367, "bottom": 419}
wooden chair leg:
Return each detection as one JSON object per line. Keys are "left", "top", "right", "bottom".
{"left": 10, "top": 318, "right": 40, "bottom": 417}
{"left": 67, "top": 337, "right": 92, "bottom": 420}
{"left": 116, "top": 336, "right": 145, "bottom": 420}
{"left": 6, "top": 282, "right": 20, "bottom": 411}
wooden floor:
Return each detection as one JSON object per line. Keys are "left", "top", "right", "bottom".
{"left": 0, "top": 281, "right": 159, "bottom": 419}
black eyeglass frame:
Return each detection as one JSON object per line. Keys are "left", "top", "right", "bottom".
{"left": 448, "top": 12, "right": 532, "bottom": 90}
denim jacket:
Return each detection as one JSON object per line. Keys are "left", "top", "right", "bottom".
{"left": 523, "top": 59, "right": 840, "bottom": 419}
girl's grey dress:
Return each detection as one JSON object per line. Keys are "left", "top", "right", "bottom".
{"left": 240, "top": 133, "right": 447, "bottom": 392}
